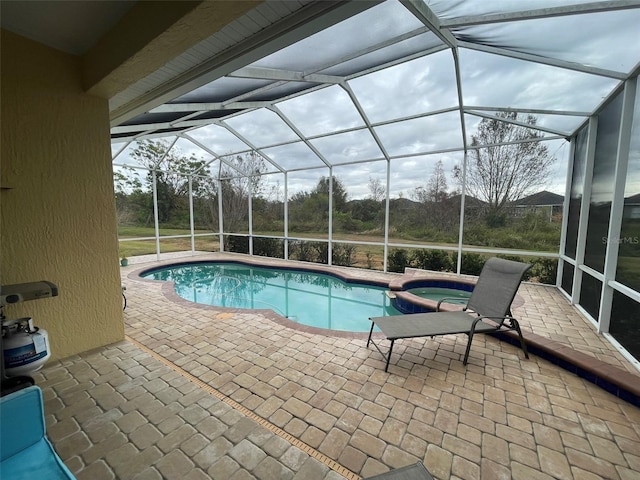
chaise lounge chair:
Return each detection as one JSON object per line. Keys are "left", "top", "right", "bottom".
{"left": 1, "top": 385, "right": 76, "bottom": 479}
{"left": 368, "top": 257, "right": 530, "bottom": 371}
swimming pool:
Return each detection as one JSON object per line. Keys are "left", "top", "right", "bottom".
{"left": 142, "top": 262, "right": 400, "bottom": 332}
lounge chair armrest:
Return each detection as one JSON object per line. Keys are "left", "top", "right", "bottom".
{"left": 436, "top": 297, "right": 469, "bottom": 311}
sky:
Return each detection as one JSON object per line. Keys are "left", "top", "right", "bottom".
{"left": 112, "top": 1, "right": 640, "bottom": 202}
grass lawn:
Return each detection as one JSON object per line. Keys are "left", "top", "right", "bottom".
{"left": 118, "top": 226, "right": 559, "bottom": 272}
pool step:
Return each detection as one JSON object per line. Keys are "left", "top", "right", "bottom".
{"left": 385, "top": 290, "right": 396, "bottom": 299}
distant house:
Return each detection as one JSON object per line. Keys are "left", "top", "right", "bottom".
{"left": 624, "top": 193, "right": 640, "bottom": 219}
{"left": 447, "top": 194, "right": 486, "bottom": 207}
{"left": 513, "top": 191, "right": 564, "bottom": 219}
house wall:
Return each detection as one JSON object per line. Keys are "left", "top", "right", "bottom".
{"left": 1, "top": 30, "right": 124, "bottom": 361}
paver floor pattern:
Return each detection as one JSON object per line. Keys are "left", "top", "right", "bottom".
{"left": 36, "top": 253, "right": 640, "bottom": 479}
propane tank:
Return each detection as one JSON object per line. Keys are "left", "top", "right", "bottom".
{"left": 2, "top": 317, "right": 51, "bottom": 376}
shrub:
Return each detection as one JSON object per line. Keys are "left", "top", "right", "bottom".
{"left": 289, "top": 240, "right": 315, "bottom": 262}
{"left": 387, "top": 249, "right": 410, "bottom": 273}
{"left": 226, "top": 235, "right": 249, "bottom": 254}
{"left": 460, "top": 253, "right": 486, "bottom": 276}
{"left": 365, "top": 251, "right": 375, "bottom": 269}
{"left": 332, "top": 244, "right": 357, "bottom": 267}
{"left": 530, "top": 258, "right": 558, "bottom": 285}
{"left": 411, "top": 249, "right": 453, "bottom": 272}
{"left": 253, "top": 238, "right": 284, "bottom": 258}
{"left": 485, "top": 211, "right": 507, "bottom": 228}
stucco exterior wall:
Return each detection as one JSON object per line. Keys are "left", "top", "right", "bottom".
{"left": 1, "top": 30, "right": 124, "bottom": 361}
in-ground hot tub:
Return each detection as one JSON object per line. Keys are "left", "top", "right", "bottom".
{"left": 388, "top": 276, "right": 475, "bottom": 314}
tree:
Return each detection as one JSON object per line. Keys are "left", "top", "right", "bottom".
{"left": 288, "top": 176, "right": 349, "bottom": 231}
{"left": 411, "top": 160, "right": 449, "bottom": 203}
{"left": 367, "top": 176, "right": 386, "bottom": 202}
{"left": 313, "top": 176, "right": 348, "bottom": 211}
{"left": 113, "top": 166, "right": 143, "bottom": 225}
{"left": 131, "top": 139, "right": 208, "bottom": 197}
{"left": 409, "top": 159, "right": 455, "bottom": 231}
{"left": 127, "top": 139, "right": 209, "bottom": 225}
{"left": 426, "top": 160, "right": 449, "bottom": 203}
{"left": 113, "top": 140, "right": 208, "bottom": 227}
{"left": 454, "top": 112, "right": 554, "bottom": 220}
{"left": 216, "top": 151, "right": 268, "bottom": 235}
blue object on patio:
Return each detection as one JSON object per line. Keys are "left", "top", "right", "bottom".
{"left": 364, "top": 462, "right": 435, "bottom": 479}
{"left": 0, "top": 385, "right": 76, "bottom": 479}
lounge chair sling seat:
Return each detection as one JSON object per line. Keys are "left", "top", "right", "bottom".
{"left": 364, "top": 461, "right": 434, "bottom": 479}
{"left": 368, "top": 258, "right": 531, "bottom": 371}
{"left": 1, "top": 386, "right": 76, "bottom": 479}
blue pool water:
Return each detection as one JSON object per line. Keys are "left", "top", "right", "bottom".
{"left": 142, "top": 262, "right": 400, "bottom": 332}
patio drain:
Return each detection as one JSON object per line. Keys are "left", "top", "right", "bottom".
{"left": 125, "top": 335, "right": 360, "bottom": 480}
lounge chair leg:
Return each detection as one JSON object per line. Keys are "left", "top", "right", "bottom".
{"left": 367, "top": 321, "right": 375, "bottom": 347}
{"left": 463, "top": 331, "right": 474, "bottom": 365}
{"left": 511, "top": 319, "right": 529, "bottom": 359}
{"left": 385, "top": 339, "right": 395, "bottom": 372}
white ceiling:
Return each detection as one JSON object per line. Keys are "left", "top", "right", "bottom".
{"left": 0, "top": 0, "right": 136, "bottom": 55}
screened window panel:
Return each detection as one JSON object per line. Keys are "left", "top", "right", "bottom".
{"left": 616, "top": 77, "right": 640, "bottom": 292}
{"left": 114, "top": 166, "right": 149, "bottom": 245}
{"left": 319, "top": 32, "right": 444, "bottom": 77}
{"left": 152, "top": 170, "right": 194, "bottom": 232}
{"left": 242, "top": 82, "right": 320, "bottom": 102}
{"left": 388, "top": 152, "right": 461, "bottom": 248}
{"left": 121, "top": 111, "right": 192, "bottom": 126}
{"left": 310, "top": 129, "right": 384, "bottom": 165}
{"left": 468, "top": 111, "right": 586, "bottom": 137}
{"left": 375, "top": 111, "right": 463, "bottom": 157}
{"left": 192, "top": 175, "right": 218, "bottom": 234}
{"left": 276, "top": 85, "right": 365, "bottom": 137}
{"left": 224, "top": 109, "right": 299, "bottom": 148}
{"left": 332, "top": 162, "right": 387, "bottom": 242}
{"left": 171, "top": 138, "right": 215, "bottom": 165}
{"left": 348, "top": 50, "right": 458, "bottom": 124}
{"left": 218, "top": 177, "right": 250, "bottom": 234}
{"left": 610, "top": 291, "right": 640, "bottom": 360}
{"left": 119, "top": 239, "right": 155, "bottom": 258}
{"left": 579, "top": 273, "right": 602, "bottom": 321}
{"left": 113, "top": 138, "right": 178, "bottom": 168}
{"left": 584, "top": 92, "right": 623, "bottom": 273}
{"left": 458, "top": 49, "right": 619, "bottom": 113}
{"left": 564, "top": 126, "right": 589, "bottom": 259}
{"left": 192, "top": 109, "right": 243, "bottom": 121}
{"left": 451, "top": 10, "right": 640, "bottom": 74}
{"left": 186, "top": 124, "right": 251, "bottom": 156}
{"left": 427, "top": 1, "right": 610, "bottom": 20}
{"left": 194, "top": 236, "right": 219, "bottom": 253}
{"left": 253, "top": 1, "right": 424, "bottom": 72}
{"left": 561, "top": 262, "right": 574, "bottom": 295}
{"left": 261, "top": 142, "right": 327, "bottom": 171}
{"left": 218, "top": 152, "right": 278, "bottom": 179}
{"left": 287, "top": 170, "right": 330, "bottom": 239}
{"left": 112, "top": 143, "right": 141, "bottom": 167}
{"left": 461, "top": 137, "right": 566, "bottom": 253}
{"left": 463, "top": 113, "right": 567, "bottom": 148}
{"left": 111, "top": 142, "right": 128, "bottom": 159}
{"left": 252, "top": 172, "right": 285, "bottom": 236}
{"left": 171, "top": 77, "right": 273, "bottom": 103}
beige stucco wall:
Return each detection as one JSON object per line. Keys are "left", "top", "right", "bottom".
{"left": 1, "top": 30, "right": 124, "bottom": 361}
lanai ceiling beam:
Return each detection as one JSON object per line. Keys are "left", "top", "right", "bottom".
{"left": 441, "top": 0, "right": 640, "bottom": 27}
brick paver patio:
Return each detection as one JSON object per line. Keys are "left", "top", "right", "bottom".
{"left": 35, "top": 252, "right": 640, "bottom": 479}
